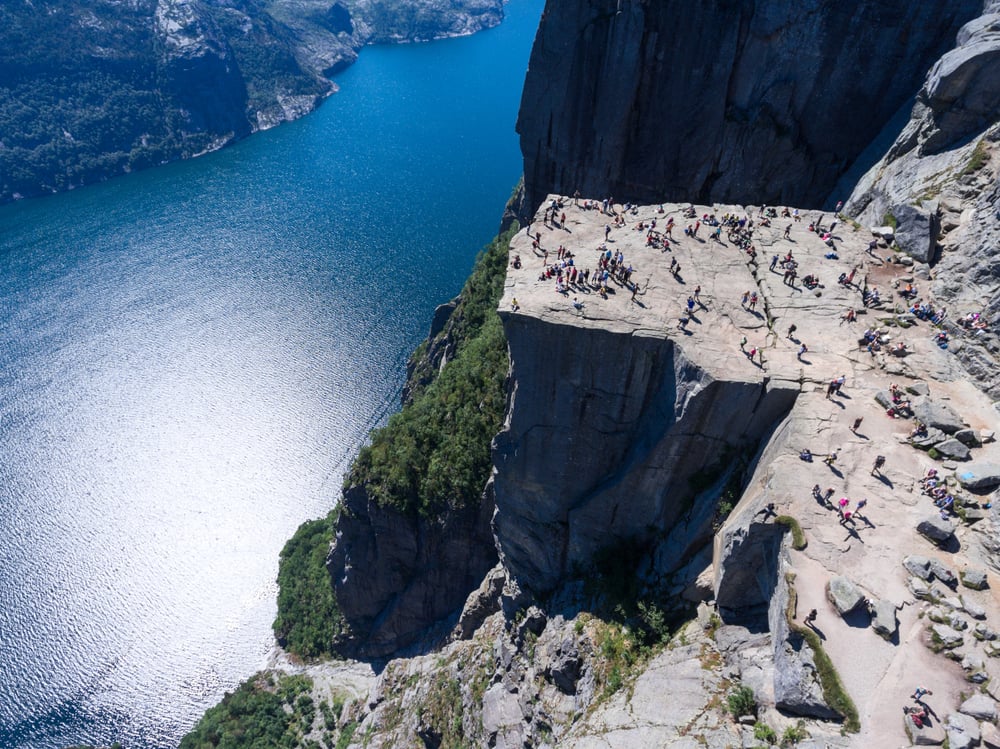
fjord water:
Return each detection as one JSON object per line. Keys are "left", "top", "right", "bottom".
{"left": 0, "top": 2, "right": 541, "bottom": 746}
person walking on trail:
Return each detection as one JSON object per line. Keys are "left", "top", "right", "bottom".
{"left": 805, "top": 609, "right": 818, "bottom": 626}
{"left": 824, "top": 448, "right": 840, "bottom": 466}
{"left": 787, "top": 323, "right": 797, "bottom": 339}
{"left": 872, "top": 455, "right": 886, "bottom": 476}
{"left": 740, "top": 335, "right": 748, "bottom": 351}
{"left": 798, "top": 343, "right": 808, "bottom": 361}
{"left": 851, "top": 416, "right": 863, "bottom": 433}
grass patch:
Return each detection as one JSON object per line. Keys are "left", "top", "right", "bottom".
{"left": 726, "top": 684, "right": 757, "bottom": 717}
{"left": 785, "top": 577, "right": 860, "bottom": 732}
{"left": 959, "top": 138, "right": 989, "bottom": 176}
{"left": 754, "top": 722, "right": 777, "bottom": 744}
{"left": 775, "top": 515, "right": 807, "bottom": 550}
{"left": 881, "top": 212, "right": 898, "bottom": 230}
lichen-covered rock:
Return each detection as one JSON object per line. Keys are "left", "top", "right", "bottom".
{"left": 932, "top": 623, "right": 965, "bottom": 649}
{"left": 935, "top": 438, "right": 972, "bottom": 461}
{"left": 961, "top": 596, "right": 987, "bottom": 619}
{"left": 962, "top": 568, "right": 990, "bottom": 589}
{"left": 960, "top": 692, "right": 998, "bottom": 721}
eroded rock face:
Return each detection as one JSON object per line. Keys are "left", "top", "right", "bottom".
{"left": 492, "top": 316, "right": 797, "bottom": 596}
{"left": 517, "top": 0, "right": 979, "bottom": 214}
{"left": 327, "top": 479, "right": 499, "bottom": 658}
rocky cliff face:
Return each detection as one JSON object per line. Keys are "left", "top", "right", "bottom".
{"left": 844, "top": 4, "right": 1000, "bottom": 396}
{"left": 493, "top": 314, "right": 796, "bottom": 596}
{"left": 516, "top": 0, "right": 980, "bottom": 215}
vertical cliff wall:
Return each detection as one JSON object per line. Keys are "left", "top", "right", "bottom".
{"left": 492, "top": 314, "right": 797, "bottom": 596}
{"left": 517, "top": 0, "right": 980, "bottom": 214}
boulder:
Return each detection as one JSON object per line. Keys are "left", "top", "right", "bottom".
{"left": 827, "top": 576, "right": 866, "bottom": 616}
{"left": 932, "top": 623, "right": 965, "bottom": 648}
{"left": 935, "top": 438, "right": 972, "bottom": 461}
{"left": 871, "top": 600, "right": 899, "bottom": 639}
{"left": 961, "top": 652, "right": 985, "bottom": 672}
{"left": 911, "top": 427, "right": 948, "bottom": 449}
{"left": 950, "top": 613, "right": 970, "bottom": 631}
{"left": 974, "top": 623, "right": 999, "bottom": 641}
{"left": 983, "top": 722, "right": 1000, "bottom": 749}
{"left": 913, "top": 398, "right": 966, "bottom": 434}
{"left": 873, "top": 226, "right": 896, "bottom": 240}
{"left": 928, "top": 559, "right": 958, "bottom": 587}
{"left": 907, "top": 382, "right": 932, "bottom": 396}
{"left": 892, "top": 202, "right": 938, "bottom": 263}
{"left": 955, "top": 428, "right": 982, "bottom": 447}
{"left": 545, "top": 638, "right": 582, "bottom": 694}
{"left": 961, "top": 596, "right": 987, "bottom": 620}
{"left": 905, "top": 555, "right": 934, "bottom": 580}
{"left": 961, "top": 568, "right": 989, "bottom": 590}
{"left": 957, "top": 463, "right": 1000, "bottom": 491}
{"left": 910, "top": 577, "right": 934, "bottom": 600}
{"left": 918, "top": 515, "right": 957, "bottom": 544}
{"left": 905, "top": 711, "right": 946, "bottom": 745}
{"left": 947, "top": 711, "right": 981, "bottom": 749}
{"left": 960, "top": 692, "right": 998, "bottom": 721}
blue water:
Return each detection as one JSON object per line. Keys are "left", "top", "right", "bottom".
{"left": 0, "top": 3, "right": 541, "bottom": 747}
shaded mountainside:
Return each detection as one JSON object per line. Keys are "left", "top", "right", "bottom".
{"left": 516, "top": 0, "right": 980, "bottom": 215}
{"left": 0, "top": 0, "right": 502, "bottom": 203}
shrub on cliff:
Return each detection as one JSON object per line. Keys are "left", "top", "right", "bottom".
{"left": 180, "top": 672, "right": 313, "bottom": 748}
{"left": 347, "top": 225, "right": 515, "bottom": 517}
{"left": 273, "top": 509, "right": 343, "bottom": 659}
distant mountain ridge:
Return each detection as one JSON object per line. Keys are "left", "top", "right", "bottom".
{"left": 0, "top": 0, "right": 503, "bottom": 203}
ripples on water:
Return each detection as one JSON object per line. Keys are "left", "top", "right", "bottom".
{"left": 0, "top": 2, "right": 542, "bottom": 746}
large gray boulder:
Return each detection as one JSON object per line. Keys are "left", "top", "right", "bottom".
{"left": 961, "top": 567, "right": 989, "bottom": 590}
{"left": 892, "top": 202, "right": 938, "bottom": 263}
{"left": 947, "top": 711, "right": 981, "bottom": 749}
{"left": 957, "top": 463, "right": 1000, "bottom": 491}
{"left": 935, "top": 438, "right": 972, "bottom": 461}
{"left": 827, "top": 576, "right": 866, "bottom": 616}
{"left": 871, "top": 600, "right": 899, "bottom": 639}
{"left": 960, "top": 692, "right": 998, "bottom": 721}
{"left": 918, "top": 515, "right": 957, "bottom": 544}
{"left": 913, "top": 398, "right": 967, "bottom": 434}
{"left": 905, "top": 712, "right": 947, "bottom": 745}
{"left": 933, "top": 623, "right": 965, "bottom": 648}
{"left": 905, "top": 555, "right": 934, "bottom": 580}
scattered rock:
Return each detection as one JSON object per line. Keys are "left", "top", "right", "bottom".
{"left": 911, "top": 577, "right": 934, "bottom": 600}
{"left": 905, "top": 711, "right": 946, "bottom": 745}
{"left": 947, "top": 711, "right": 980, "bottom": 749}
{"left": 932, "top": 623, "right": 965, "bottom": 649}
{"left": 961, "top": 568, "right": 989, "bottom": 590}
{"left": 974, "top": 623, "right": 998, "bottom": 640}
{"left": 935, "top": 438, "right": 972, "bottom": 461}
{"left": 871, "top": 600, "right": 899, "bottom": 639}
{"left": 960, "top": 692, "right": 998, "bottom": 721}
{"left": 950, "top": 612, "right": 970, "bottom": 631}
{"left": 911, "top": 427, "right": 948, "bottom": 449}
{"left": 827, "top": 576, "right": 866, "bottom": 615}
{"left": 961, "top": 652, "right": 985, "bottom": 672}
{"left": 983, "top": 722, "right": 1000, "bottom": 749}
{"left": 918, "top": 516, "right": 957, "bottom": 545}
{"left": 957, "top": 463, "right": 1000, "bottom": 491}
{"left": 955, "top": 428, "right": 982, "bottom": 447}
{"left": 913, "top": 397, "right": 967, "bottom": 434}
{"left": 545, "top": 638, "right": 582, "bottom": 694}
{"left": 907, "top": 382, "right": 932, "bottom": 396}
{"left": 929, "top": 559, "right": 959, "bottom": 587}
{"left": 905, "top": 555, "right": 934, "bottom": 580}
{"left": 961, "top": 596, "right": 987, "bottom": 620}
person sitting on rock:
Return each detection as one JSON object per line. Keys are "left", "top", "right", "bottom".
{"left": 799, "top": 449, "right": 813, "bottom": 462}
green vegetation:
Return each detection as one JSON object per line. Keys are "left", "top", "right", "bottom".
{"left": 272, "top": 227, "right": 517, "bottom": 658}
{"left": 347, "top": 226, "right": 516, "bottom": 518}
{"left": 785, "top": 575, "right": 860, "bottom": 732}
{"left": 726, "top": 684, "right": 758, "bottom": 717}
{"left": 180, "top": 673, "right": 315, "bottom": 748}
{"left": 781, "top": 721, "right": 809, "bottom": 745}
{"left": 273, "top": 509, "right": 343, "bottom": 659}
{"left": 960, "top": 138, "right": 989, "bottom": 176}
{"left": 775, "top": 515, "right": 807, "bottom": 550}
{"left": 881, "top": 212, "right": 898, "bottom": 230}
{"left": 753, "top": 721, "right": 777, "bottom": 744}
{"left": 413, "top": 672, "right": 467, "bottom": 747}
